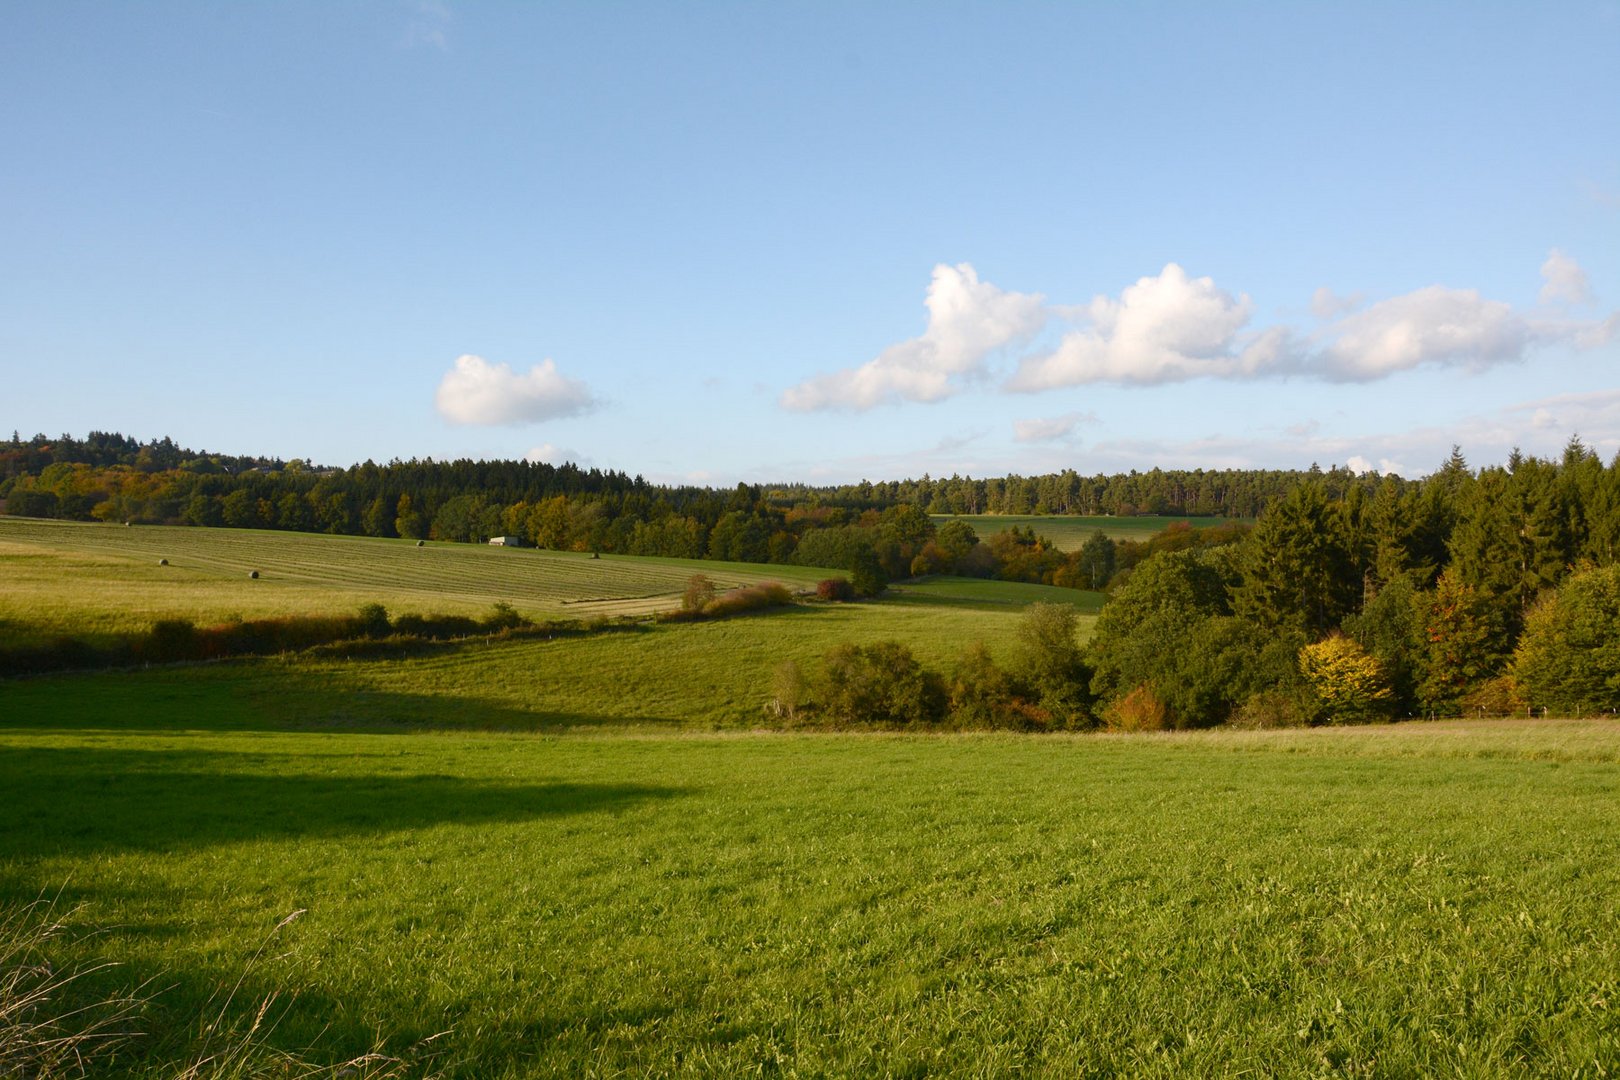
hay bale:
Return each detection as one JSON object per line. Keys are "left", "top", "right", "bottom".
{"left": 158, "top": 558, "right": 168, "bottom": 566}
{"left": 416, "top": 540, "right": 425, "bottom": 547}
{"left": 248, "top": 570, "right": 259, "bottom": 580}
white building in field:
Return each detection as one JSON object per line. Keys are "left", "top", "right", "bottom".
{"left": 488, "top": 536, "right": 524, "bottom": 547}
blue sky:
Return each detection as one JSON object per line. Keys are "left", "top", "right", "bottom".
{"left": 5, "top": 2, "right": 1618, "bottom": 484}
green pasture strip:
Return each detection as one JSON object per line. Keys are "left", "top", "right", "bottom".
{"left": 898, "top": 576, "right": 1105, "bottom": 613}
{"left": 0, "top": 518, "right": 834, "bottom": 644}
{"left": 1, "top": 713, "right": 1616, "bottom": 1077}
{"left": 0, "top": 589, "right": 1083, "bottom": 732}
{"left": 930, "top": 513, "right": 1232, "bottom": 549}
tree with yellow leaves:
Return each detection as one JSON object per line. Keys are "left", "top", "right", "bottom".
{"left": 1298, "top": 634, "right": 1394, "bottom": 725}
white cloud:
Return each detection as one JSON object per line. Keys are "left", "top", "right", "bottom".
{"left": 1541, "top": 248, "right": 1593, "bottom": 306}
{"left": 1008, "top": 264, "right": 1289, "bottom": 390}
{"left": 785, "top": 256, "right": 1617, "bottom": 406}
{"left": 781, "top": 263, "right": 1047, "bottom": 410}
{"left": 1502, "top": 388, "right": 1620, "bottom": 445}
{"left": 1314, "top": 286, "right": 1531, "bottom": 380}
{"left": 1311, "top": 287, "right": 1365, "bottom": 320}
{"left": 1013, "top": 411, "right": 1093, "bottom": 444}
{"left": 1572, "top": 312, "right": 1619, "bottom": 349}
{"left": 1346, "top": 455, "right": 1407, "bottom": 477}
{"left": 435, "top": 354, "right": 596, "bottom": 426}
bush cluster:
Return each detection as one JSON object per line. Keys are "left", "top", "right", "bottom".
{"left": 772, "top": 603, "right": 1097, "bottom": 732}
{"left": 815, "top": 577, "right": 856, "bottom": 601}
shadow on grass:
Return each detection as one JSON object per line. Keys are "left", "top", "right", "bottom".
{"left": 0, "top": 744, "right": 682, "bottom": 860}
{"left": 0, "top": 661, "right": 689, "bottom": 734}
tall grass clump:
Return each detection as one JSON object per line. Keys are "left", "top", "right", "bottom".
{"left": 0, "top": 894, "right": 143, "bottom": 1078}
{"left": 1, "top": 900, "right": 446, "bottom": 1080}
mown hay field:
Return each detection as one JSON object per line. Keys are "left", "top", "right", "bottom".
{"left": 0, "top": 518, "right": 842, "bottom": 645}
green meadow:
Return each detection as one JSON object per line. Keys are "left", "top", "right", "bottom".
{"left": 0, "top": 518, "right": 836, "bottom": 647}
{"left": 930, "top": 514, "right": 1231, "bottom": 550}
{"left": 2, "top": 520, "right": 1617, "bottom": 1077}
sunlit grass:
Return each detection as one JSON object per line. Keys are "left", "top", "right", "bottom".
{"left": 2, "top": 713, "right": 1616, "bottom": 1077}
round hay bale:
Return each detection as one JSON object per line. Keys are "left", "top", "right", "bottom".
{"left": 248, "top": 570, "right": 259, "bottom": 580}
{"left": 416, "top": 539, "right": 425, "bottom": 547}
{"left": 158, "top": 558, "right": 168, "bottom": 566}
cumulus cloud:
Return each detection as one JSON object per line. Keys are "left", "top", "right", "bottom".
{"left": 1311, "top": 287, "right": 1365, "bottom": 320}
{"left": 1346, "top": 455, "right": 1407, "bottom": 477}
{"left": 783, "top": 253, "right": 1615, "bottom": 407}
{"left": 781, "top": 263, "right": 1047, "bottom": 410}
{"left": 1314, "top": 286, "right": 1532, "bottom": 380}
{"left": 435, "top": 354, "right": 596, "bottom": 426}
{"left": 1013, "top": 411, "right": 1093, "bottom": 444}
{"left": 1008, "top": 264, "right": 1292, "bottom": 390}
{"left": 1540, "top": 248, "right": 1593, "bottom": 306}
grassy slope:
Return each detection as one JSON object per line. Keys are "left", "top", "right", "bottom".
{"left": 0, "top": 518, "right": 844, "bottom": 645}
{"left": 931, "top": 513, "right": 1232, "bottom": 550}
{"left": 1, "top": 711, "right": 1617, "bottom": 1077}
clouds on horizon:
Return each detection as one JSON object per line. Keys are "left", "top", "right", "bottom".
{"left": 785, "top": 253, "right": 1615, "bottom": 409}
{"left": 1013, "top": 411, "right": 1094, "bottom": 444}
{"left": 435, "top": 354, "right": 597, "bottom": 426}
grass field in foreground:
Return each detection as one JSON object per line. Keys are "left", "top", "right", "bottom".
{"left": 1, "top": 709, "right": 1617, "bottom": 1078}
{"left": 931, "top": 513, "right": 1233, "bottom": 550}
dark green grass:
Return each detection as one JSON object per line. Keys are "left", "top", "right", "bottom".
{"left": 898, "top": 576, "right": 1105, "bottom": 613}
{"left": 930, "top": 513, "right": 1232, "bottom": 549}
{"left": 2, "top": 685, "right": 1617, "bottom": 1076}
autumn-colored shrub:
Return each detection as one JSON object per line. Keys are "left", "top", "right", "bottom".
{"left": 1104, "top": 683, "right": 1170, "bottom": 732}
{"left": 703, "top": 582, "right": 792, "bottom": 618}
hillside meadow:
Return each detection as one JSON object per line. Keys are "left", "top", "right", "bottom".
{"left": 0, "top": 518, "right": 838, "bottom": 647}
{"left": 2, "top": 520, "right": 1617, "bottom": 1077}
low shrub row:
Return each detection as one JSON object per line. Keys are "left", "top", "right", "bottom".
{"left": 660, "top": 576, "right": 797, "bottom": 622}
{"left": 0, "top": 602, "right": 628, "bottom": 676}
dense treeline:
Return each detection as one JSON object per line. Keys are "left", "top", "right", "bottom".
{"left": 1083, "top": 442, "right": 1620, "bottom": 724}
{"left": 2, "top": 430, "right": 1389, "bottom": 586}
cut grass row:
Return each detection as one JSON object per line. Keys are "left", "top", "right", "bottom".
{"left": 2, "top": 713, "right": 1616, "bottom": 1077}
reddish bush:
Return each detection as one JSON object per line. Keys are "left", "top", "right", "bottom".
{"left": 816, "top": 577, "right": 856, "bottom": 601}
